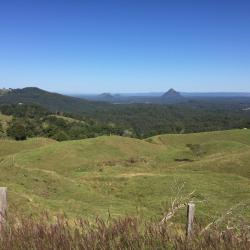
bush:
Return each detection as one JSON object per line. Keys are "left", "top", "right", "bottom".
{"left": 7, "top": 121, "right": 27, "bottom": 140}
{"left": 51, "top": 130, "right": 70, "bottom": 141}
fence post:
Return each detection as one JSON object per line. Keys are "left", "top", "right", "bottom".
{"left": 186, "top": 202, "right": 195, "bottom": 237}
{"left": 0, "top": 187, "right": 7, "bottom": 226}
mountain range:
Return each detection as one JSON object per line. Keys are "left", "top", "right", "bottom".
{"left": 1, "top": 87, "right": 250, "bottom": 114}
{"left": 74, "top": 88, "right": 187, "bottom": 104}
{"left": 0, "top": 87, "right": 187, "bottom": 109}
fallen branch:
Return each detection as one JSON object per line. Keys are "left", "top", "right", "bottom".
{"left": 160, "top": 203, "right": 186, "bottom": 225}
{"left": 160, "top": 190, "right": 196, "bottom": 225}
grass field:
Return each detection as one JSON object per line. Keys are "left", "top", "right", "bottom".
{"left": 0, "top": 129, "right": 249, "bottom": 225}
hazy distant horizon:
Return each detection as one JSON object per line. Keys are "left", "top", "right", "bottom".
{"left": 2, "top": 85, "right": 250, "bottom": 96}
{"left": 70, "top": 91, "right": 250, "bottom": 96}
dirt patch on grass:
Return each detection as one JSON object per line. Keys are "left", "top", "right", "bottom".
{"left": 119, "top": 173, "right": 158, "bottom": 178}
{"left": 97, "top": 157, "right": 150, "bottom": 168}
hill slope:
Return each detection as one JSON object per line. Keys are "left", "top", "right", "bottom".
{"left": 0, "top": 87, "right": 106, "bottom": 114}
{"left": 148, "top": 129, "right": 250, "bottom": 147}
{"left": 0, "top": 130, "right": 250, "bottom": 221}
{"left": 0, "top": 129, "right": 249, "bottom": 222}
{"left": 0, "top": 137, "right": 57, "bottom": 157}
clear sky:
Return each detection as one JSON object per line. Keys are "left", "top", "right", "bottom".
{"left": 0, "top": 0, "right": 249, "bottom": 93}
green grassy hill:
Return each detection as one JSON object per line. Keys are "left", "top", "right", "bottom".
{"left": 147, "top": 129, "right": 250, "bottom": 147}
{"left": 0, "top": 137, "right": 57, "bottom": 157}
{"left": 0, "top": 129, "right": 249, "bottom": 223}
{"left": 0, "top": 113, "right": 12, "bottom": 137}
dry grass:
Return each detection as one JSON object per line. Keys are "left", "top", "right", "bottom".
{"left": 0, "top": 214, "right": 249, "bottom": 250}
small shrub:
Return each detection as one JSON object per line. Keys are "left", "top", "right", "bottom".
{"left": 186, "top": 144, "right": 206, "bottom": 157}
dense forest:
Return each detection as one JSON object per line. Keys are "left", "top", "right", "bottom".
{"left": 0, "top": 104, "right": 125, "bottom": 141}
{"left": 1, "top": 100, "right": 250, "bottom": 141}
{"left": 80, "top": 100, "right": 250, "bottom": 137}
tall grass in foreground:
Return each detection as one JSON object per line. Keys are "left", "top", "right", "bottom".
{"left": 0, "top": 214, "right": 249, "bottom": 250}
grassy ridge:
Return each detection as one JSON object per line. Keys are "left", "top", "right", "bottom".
{"left": 0, "top": 137, "right": 57, "bottom": 157}
{"left": 0, "top": 129, "right": 249, "bottom": 223}
{"left": 148, "top": 129, "right": 250, "bottom": 146}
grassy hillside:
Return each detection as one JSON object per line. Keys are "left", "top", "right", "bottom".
{"left": 0, "top": 137, "right": 57, "bottom": 157}
{"left": 0, "top": 129, "right": 249, "bottom": 224}
{"left": 147, "top": 129, "right": 250, "bottom": 147}
{"left": 0, "top": 113, "right": 12, "bottom": 136}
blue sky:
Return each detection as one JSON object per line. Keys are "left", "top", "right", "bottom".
{"left": 0, "top": 0, "right": 249, "bottom": 93}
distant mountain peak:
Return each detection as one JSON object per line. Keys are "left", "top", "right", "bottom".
{"left": 167, "top": 88, "right": 178, "bottom": 93}
{"left": 98, "top": 93, "right": 114, "bottom": 101}
{"left": 160, "top": 88, "right": 185, "bottom": 103}
{"left": 162, "top": 88, "right": 181, "bottom": 98}
{"left": 99, "top": 93, "right": 113, "bottom": 97}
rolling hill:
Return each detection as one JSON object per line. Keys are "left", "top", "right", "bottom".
{"left": 0, "top": 87, "right": 107, "bottom": 114}
{"left": 0, "top": 129, "right": 249, "bottom": 223}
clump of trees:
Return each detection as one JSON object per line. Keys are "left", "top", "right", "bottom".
{"left": 7, "top": 121, "right": 27, "bottom": 140}
{"left": 0, "top": 104, "right": 127, "bottom": 141}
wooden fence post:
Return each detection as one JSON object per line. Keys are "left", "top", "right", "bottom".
{"left": 186, "top": 202, "right": 195, "bottom": 237}
{"left": 0, "top": 187, "right": 7, "bottom": 226}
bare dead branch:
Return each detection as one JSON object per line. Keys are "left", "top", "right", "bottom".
{"left": 160, "top": 190, "right": 196, "bottom": 225}
{"left": 200, "top": 202, "right": 246, "bottom": 235}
